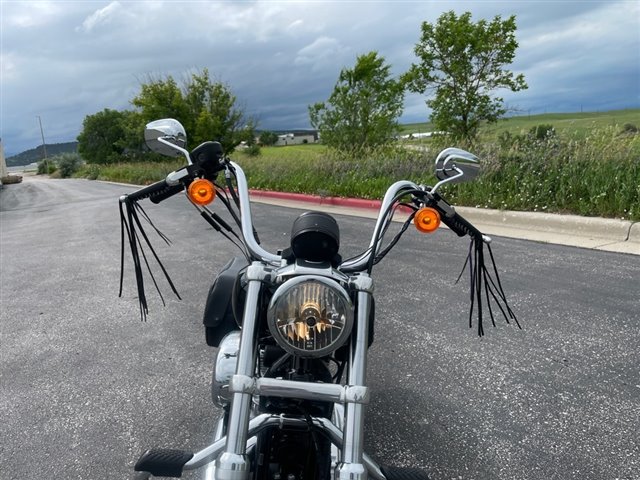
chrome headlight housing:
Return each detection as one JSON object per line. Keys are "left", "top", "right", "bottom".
{"left": 267, "top": 276, "right": 353, "bottom": 358}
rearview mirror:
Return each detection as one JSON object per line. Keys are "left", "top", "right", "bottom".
{"left": 434, "top": 148, "right": 481, "bottom": 188}
{"left": 144, "top": 119, "right": 187, "bottom": 157}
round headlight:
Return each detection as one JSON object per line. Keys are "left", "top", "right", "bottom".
{"left": 267, "top": 276, "right": 353, "bottom": 358}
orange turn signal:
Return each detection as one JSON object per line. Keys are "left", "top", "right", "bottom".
{"left": 414, "top": 207, "right": 441, "bottom": 233}
{"left": 188, "top": 178, "right": 216, "bottom": 206}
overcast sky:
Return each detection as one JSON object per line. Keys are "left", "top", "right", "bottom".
{"left": 1, "top": 0, "right": 639, "bottom": 156}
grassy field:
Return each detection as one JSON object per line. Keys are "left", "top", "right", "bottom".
{"left": 484, "top": 109, "right": 640, "bottom": 138}
{"left": 75, "top": 109, "right": 640, "bottom": 220}
{"left": 398, "top": 121, "right": 434, "bottom": 134}
{"left": 401, "top": 108, "right": 640, "bottom": 137}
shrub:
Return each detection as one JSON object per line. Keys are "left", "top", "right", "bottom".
{"left": 56, "top": 153, "right": 83, "bottom": 178}
{"left": 85, "top": 164, "right": 101, "bottom": 180}
{"left": 529, "top": 124, "right": 555, "bottom": 140}
{"left": 258, "top": 131, "right": 278, "bottom": 146}
{"left": 497, "top": 130, "right": 516, "bottom": 148}
{"left": 620, "top": 123, "right": 638, "bottom": 135}
{"left": 37, "top": 159, "right": 57, "bottom": 175}
{"left": 245, "top": 144, "right": 261, "bottom": 157}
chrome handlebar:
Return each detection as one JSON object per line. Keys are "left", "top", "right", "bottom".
{"left": 228, "top": 161, "right": 282, "bottom": 265}
{"left": 221, "top": 162, "right": 424, "bottom": 272}
{"left": 339, "top": 180, "right": 422, "bottom": 273}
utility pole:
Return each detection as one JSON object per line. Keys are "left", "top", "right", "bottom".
{"left": 36, "top": 115, "right": 48, "bottom": 173}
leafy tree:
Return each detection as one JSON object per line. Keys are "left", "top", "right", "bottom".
{"left": 79, "top": 69, "right": 254, "bottom": 162}
{"left": 187, "top": 70, "right": 250, "bottom": 152}
{"left": 259, "top": 130, "right": 279, "bottom": 146}
{"left": 77, "top": 109, "right": 131, "bottom": 164}
{"left": 239, "top": 122, "right": 258, "bottom": 146}
{"left": 132, "top": 69, "right": 251, "bottom": 154}
{"left": 132, "top": 75, "right": 187, "bottom": 126}
{"left": 309, "top": 51, "right": 404, "bottom": 153}
{"left": 113, "top": 110, "right": 147, "bottom": 160}
{"left": 404, "top": 11, "right": 528, "bottom": 139}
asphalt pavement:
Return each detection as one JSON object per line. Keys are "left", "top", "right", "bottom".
{"left": 1, "top": 176, "right": 639, "bottom": 480}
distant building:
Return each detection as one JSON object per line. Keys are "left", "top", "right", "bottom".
{"left": 274, "top": 130, "right": 318, "bottom": 146}
{"left": 399, "top": 132, "right": 446, "bottom": 140}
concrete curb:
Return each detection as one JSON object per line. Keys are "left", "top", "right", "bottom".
{"left": 454, "top": 207, "right": 631, "bottom": 241}
{"left": 249, "top": 189, "right": 384, "bottom": 210}
{"left": 249, "top": 189, "right": 639, "bottom": 256}
{"left": 629, "top": 222, "right": 640, "bottom": 243}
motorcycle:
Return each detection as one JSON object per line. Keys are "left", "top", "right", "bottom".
{"left": 119, "top": 118, "right": 518, "bottom": 480}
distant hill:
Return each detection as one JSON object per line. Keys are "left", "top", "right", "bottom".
{"left": 6, "top": 142, "right": 78, "bottom": 167}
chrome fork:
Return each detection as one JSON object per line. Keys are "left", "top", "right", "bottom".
{"left": 187, "top": 414, "right": 385, "bottom": 480}
{"left": 213, "top": 269, "right": 374, "bottom": 480}
{"left": 336, "top": 273, "right": 373, "bottom": 480}
{"left": 213, "top": 263, "right": 266, "bottom": 480}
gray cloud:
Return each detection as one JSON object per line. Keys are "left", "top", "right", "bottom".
{"left": 1, "top": 0, "right": 638, "bottom": 156}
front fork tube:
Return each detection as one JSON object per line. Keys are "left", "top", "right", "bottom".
{"left": 214, "top": 263, "right": 266, "bottom": 480}
{"left": 336, "top": 274, "right": 374, "bottom": 480}
{"left": 214, "top": 269, "right": 374, "bottom": 480}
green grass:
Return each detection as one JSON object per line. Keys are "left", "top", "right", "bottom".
{"left": 483, "top": 109, "right": 640, "bottom": 138}
{"left": 400, "top": 109, "right": 640, "bottom": 139}
{"left": 75, "top": 160, "right": 185, "bottom": 185}
{"left": 443, "top": 126, "right": 640, "bottom": 220}
{"left": 235, "top": 144, "right": 429, "bottom": 199}
{"left": 236, "top": 143, "right": 327, "bottom": 163}
{"left": 76, "top": 110, "right": 640, "bottom": 220}
{"left": 399, "top": 121, "right": 435, "bottom": 134}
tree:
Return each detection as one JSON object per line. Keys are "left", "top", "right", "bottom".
{"left": 77, "top": 109, "right": 130, "bottom": 164}
{"left": 132, "top": 69, "right": 251, "bottom": 154}
{"left": 77, "top": 109, "right": 145, "bottom": 164}
{"left": 259, "top": 130, "right": 279, "bottom": 146}
{"left": 309, "top": 51, "right": 404, "bottom": 153}
{"left": 78, "top": 69, "right": 252, "bottom": 163}
{"left": 131, "top": 75, "right": 187, "bottom": 126}
{"left": 113, "top": 110, "right": 146, "bottom": 160}
{"left": 186, "top": 70, "right": 250, "bottom": 153}
{"left": 404, "top": 11, "right": 528, "bottom": 140}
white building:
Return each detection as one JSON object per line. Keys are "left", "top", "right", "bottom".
{"left": 399, "top": 131, "right": 446, "bottom": 140}
{"left": 275, "top": 132, "right": 317, "bottom": 146}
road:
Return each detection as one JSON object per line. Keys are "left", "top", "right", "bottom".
{"left": 1, "top": 176, "right": 639, "bottom": 480}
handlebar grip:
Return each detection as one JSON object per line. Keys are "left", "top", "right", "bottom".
{"left": 440, "top": 211, "right": 481, "bottom": 238}
{"left": 150, "top": 184, "right": 184, "bottom": 204}
{"left": 125, "top": 180, "right": 170, "bottom": 202}
{"left": 124, "top": 180, "right": 183, "bottom": 204}
{"left": 427, "top": 192, "right": 481, "bottom": 238}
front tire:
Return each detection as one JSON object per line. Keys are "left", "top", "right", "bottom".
{"left": 380, "top": 466, "right": 430, "bottom": 480}
{"left": 253, "top": 427, "right": 331, "bottom": 480}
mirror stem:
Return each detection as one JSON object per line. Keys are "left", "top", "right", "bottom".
{"left": 431, "top": 166, "right": 464, "bottom": 193}
{"left": 158, "top": 137, "right": 192, "bottom": 165}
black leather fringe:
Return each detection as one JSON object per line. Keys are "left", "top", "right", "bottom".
{"left": 456, "top": 233, "right": 520, "bottom": 336}
{"left": 119, "top": 197, "right": 181, "bottom": 321}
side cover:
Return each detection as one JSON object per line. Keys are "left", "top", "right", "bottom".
{"left": 203, "top": 256, "right": 248, "bottom": 347}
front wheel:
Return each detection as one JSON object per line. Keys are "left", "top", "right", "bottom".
{"left": 252, "top": 426, "right": 332, "bottom": 480}
{"left": 201, "top": 421, "right": 331, "bottom": 480}
{"left": 380, "top": 466, "right": 430, "bottom": 480}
